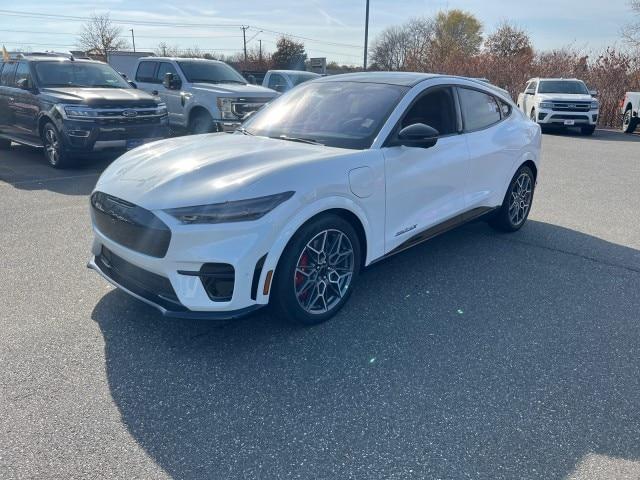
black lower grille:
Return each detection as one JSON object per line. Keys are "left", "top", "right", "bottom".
{"left": 91, "top": 191, "right": 171, "bottom": 258}
{"left": 551, "top": 114, "right": 589, "bottom": 120}
{"left": 97, "top": 247, "right": 185, "bottom": 310}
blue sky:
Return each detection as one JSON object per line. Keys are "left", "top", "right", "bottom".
{"left": 0, "top": 1, "right": 634, "bottom": 65}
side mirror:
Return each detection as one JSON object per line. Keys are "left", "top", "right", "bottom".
{"left": 247, "top": 74, "right": 256, "bottom": 85}
{"left": 163, "top": 72, "right": 181, "bottom": 90}
{"left": 395, "top": 123, "right": 439, "bottom": 148}
{"left": 127, "top": 80, "right": 137, "bottom": 89}
{"left": 119, "top": 72, "right": 128, "bottom": 79}
{"left": 16, "top": 78, "right": 31, "bottom": 90}
{"left": 590, "top": 90, "right": 598, "bottom": 98}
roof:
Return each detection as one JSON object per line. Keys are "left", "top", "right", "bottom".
{"left": 528, "top": 77, "right": 583, "bottom": 82}
{"left": 148, "top": 57, "right": 225, "bottom": 63}
{"left": 268, "top": 69, "right": 320, "bottom": 75}
{"left": 318, "top": 72, "right": 441, "bottom": 86}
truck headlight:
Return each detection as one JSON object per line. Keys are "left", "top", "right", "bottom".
{"left": 217, "top": 97, "right": 238, "bottom": 119}
{"left": 62, "top": 106, "right": 98, "bottom": 118}
{"left": 165, "top": 191, "right": 295, "bottom": 224}
{"left": 156, "top": 103, "right": 168, "bottom": 116}
{"left": 539, "top": 101, "right": 554, "bottom": 110}
{"left": 590, "top": 100, "right": 599, "bottom": 110}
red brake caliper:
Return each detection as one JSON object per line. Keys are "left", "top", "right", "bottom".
{"left": 296, "top": 252, "right": 309, "bottom": 299}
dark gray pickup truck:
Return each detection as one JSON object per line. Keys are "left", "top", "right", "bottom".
{"left": 0, "top": 53, "right": 170, "bottom": 168}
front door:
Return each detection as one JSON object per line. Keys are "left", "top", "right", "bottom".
{"left": 11, "top": 62, "right": 40, "bottom": 143}
{"left": 155, "top": 62, "right": 185, "bottom": 127}
{"left": 382, "top": 86, "right": 469, "bottom": 253}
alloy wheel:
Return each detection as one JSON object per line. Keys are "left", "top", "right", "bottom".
{"left": 44, "top": 127, "right": 60, "bottom": 165}
{"left": 509, "top": 172, "right": 533, "bottom": 226}
{"left": 293, "top": 229, "right": 355, "bottom": 315}
{"left": 623, "top": 110, "right": 632, "bottom": 131}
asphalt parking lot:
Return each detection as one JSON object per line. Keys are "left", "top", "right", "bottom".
{"left": 1, "top": 129, "right": 640, "bottom": 480}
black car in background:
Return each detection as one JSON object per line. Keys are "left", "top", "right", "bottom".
{"left": 0, "top": 53, "right": 169, "bottom": 168}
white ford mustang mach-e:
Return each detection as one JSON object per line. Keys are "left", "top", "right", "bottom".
{"left": 89, "top": 72, "right": 541, "bottom": 325}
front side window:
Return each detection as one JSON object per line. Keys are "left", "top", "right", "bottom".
{"left": 34, "top": 62, "right": 130, "bottom": 88}
{"left": 156, "top": 62, "right": 178, "bottom": 83}
{"left": 0, "top": 62, "right": 17, "bottom": 86}
{"left": 458, "top": 88, "right": 501, "bottom": 131}
{"left": 538, "top": 80, "right": 589, "bottom": 95}
{"left": 268, "top": 73, "right": 286, "bottom": 91}
{"left": 177, "top": 61, "right": 246, "bottom": 84}
{"left": 244, "top": 81, "right": 408, "bottom": 150}
{"left": 14, "top": 62, "right": 32, "bottom": 88}
{"left": 289, "top": 72, "right": 320, "bottom": 86}
{"left": 401, "top": 87, "right": 457, "bottom": 136}
{"left": 136, "top": 61, "right": 158, "bottom": 83}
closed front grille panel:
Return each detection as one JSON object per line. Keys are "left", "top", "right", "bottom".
{"left": 91, "top": 191, "right": 171, "bottom": 258}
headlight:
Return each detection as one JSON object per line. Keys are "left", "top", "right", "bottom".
{"left": 539, "top": 101, "right": 554, "bottom": 110}
{"left": 590, "top": 100, "right": 599, "bottom": 109}
{"left": 156, "top": 103, "right": 168, "bottom": 116}
{"left": 217, "top": 97, "right": 239, "bottom": 119}
{"left": 62, "top": 105, "right": 98, "bottom": 118}
{"left": 165, "top": 191, "right": 295, "bottom": 224}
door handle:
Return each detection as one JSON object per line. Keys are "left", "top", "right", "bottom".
{"left": 151, "top": 90, "right": 158, "bottom": 96}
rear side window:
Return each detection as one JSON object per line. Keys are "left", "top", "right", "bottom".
{"left": 0, "top": 62, "right": 17, "bottom": 86}
{"left": 14, "top": 62, "right": 32, "bottom": 88}
{"left": 136, "top": 61, "right": 158, "bottom": 83}
{"left": 458, "top": 88, "right": 501, "bottom": 131}
{"left": 155, "top": 62, "right": 178, "bottom": 82}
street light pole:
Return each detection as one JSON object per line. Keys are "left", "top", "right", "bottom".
{"left": 130, "top": 29, "right": 136, "bottom": 52}
{"left": 363, "top": 0, "right": 370, "bottom": 70}
{"left": 241, "top": 26, "right": 249, "bottom": 65}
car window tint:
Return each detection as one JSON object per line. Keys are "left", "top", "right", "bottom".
{"left": 136, "top": 61, "right": 158, "bottom": 83}
{"left": 0, "top": 62, "right": 17, "bottom": 86}
{"left": 529, "top": 81, "right": 537, "bottom": 92}
{"left": 14, "top": 62, "right": 31, "bottom": 88}
{"left": 459, "top": 88, "right": 501, "bottom": 131}
{"left": 401, "top": 87, "right": 457, "bottom": 136}
{"left": 268, "top": 73, "right": 286, "bottom": 90}
{"left": 156, "top": 62, "right": 178, "bottom": 83}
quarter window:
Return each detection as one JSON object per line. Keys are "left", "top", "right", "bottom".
{"left": 401, "top": 87, "right": 457, "bottom": 136}
{"left": 0, "top": 62, "right": 17, "bottom": 86}
{"left": 135, "top": 61, "right": 158, "bottom": 83}
{"left": 458, "top": 88, "right": 501, "bottom": 131}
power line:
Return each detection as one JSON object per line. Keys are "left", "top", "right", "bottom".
{"left": 1, "top": 41, "right": 241, "bottom": 52}
{"left": 0, "top": 29, "right": 244, "bottom": 39}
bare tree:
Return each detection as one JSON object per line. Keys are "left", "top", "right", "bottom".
{"left": 622, "top": 0, "right": 640, "bottom": 47}
{"left": 78, "top": 14, "right": 129, "bottom": 57}
{"left": 369, "top": 17, "right": 434, "bottom": 71}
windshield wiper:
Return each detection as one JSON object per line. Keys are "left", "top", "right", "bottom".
{"left": 274, "top": 135, "right": 324, "bottom": 146}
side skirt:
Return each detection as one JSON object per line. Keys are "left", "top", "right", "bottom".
{"left": 372, "top": 206, "right": 496, "bottom": 264}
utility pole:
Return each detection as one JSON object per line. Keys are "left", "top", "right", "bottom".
{"left": 130, "top": 29, "right": 136, "bottom": 52}
{"left": 241, "top": 26, "right": 249, "bottom": 65}
{"left": 363, "top": 0, "right": 369, "bottom": 70}
{"left": 259, "top": 39, "right": 262, "bottom": 66}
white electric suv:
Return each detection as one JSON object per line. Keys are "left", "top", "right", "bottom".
{"left": 89, "top": 72, "right": 541, "bottom": 325}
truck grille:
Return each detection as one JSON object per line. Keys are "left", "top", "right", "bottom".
{"left": 551, "top": 102, "right": 591, "bottom": 112}
{"left": 91, "top": 191, "right": 171, "bottom": 258}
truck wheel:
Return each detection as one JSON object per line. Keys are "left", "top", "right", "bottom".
{"left": 622, "top": 108, "right": 637, "bottom": 134}
{"left": 189, "top": 110, "right": 216, "bottom": 134}
{"left": 0, "top": 137, "right": 11, "bottom": 149}
{"left": 530, "top": 108, "right": 537, "bottom": 122}
{"left": 42, "top": 122, "right": 75, "bottom": 168}
{"left": 581, "top": 125, "right": 596, "bottom": 136}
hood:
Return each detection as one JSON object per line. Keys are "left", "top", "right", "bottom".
{"left": 40, "top": 87, "right": 158, "bottom": 106}
{"left": 192, "top": 82, "right": 277, "bottom": 98}
{"left": 537, "top": 93, "right": 594, "bottom": 102}
{"left": 95, "top": 133, "right": 346, "bottom": 210}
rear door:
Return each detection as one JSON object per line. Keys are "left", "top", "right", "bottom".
{"left": 0, "top": 62, "right": 18, "bottom": 137}
{"left": 11, "top": 61, "right": 40, "bottom": 143}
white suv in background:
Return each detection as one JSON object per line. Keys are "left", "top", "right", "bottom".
{"left": 517, "top": 78, "right": 599, "bottom": 135}
{"left": 89, "top": 73, "right": 541, "bottom": 326}
{"left": 133, "top": 57, "right": 278, "bottom": 134}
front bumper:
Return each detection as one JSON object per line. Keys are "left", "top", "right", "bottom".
{"left": 61, "top": 117, "right": 170, "bottom": 153}
{"left": 536, "top": 108, "right": 599, "bottom": 126}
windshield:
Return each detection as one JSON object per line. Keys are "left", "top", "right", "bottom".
{"left": 243, "top": 81, "right": 408, "bottom": 150}
{"left": 177, "top": 61, "right": 246, "bottom": 84}
{"left": 289, "top": 72, "right": 321, "bottom": 86}
{"left": 538, "top": 80, "right": 589, "bottom": 95}
{"left": 34, "top": 61, "right": 130, "bottom": 88}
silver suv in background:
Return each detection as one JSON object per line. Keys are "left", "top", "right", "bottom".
{"left": 134, "top": 57, "right": 278, "bottom": 134}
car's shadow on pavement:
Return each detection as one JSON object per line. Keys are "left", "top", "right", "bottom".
{"left": 543, "top": 128, "right": 640, "bottom": 142}
{"left": 0, "top": 144, "right": 113, "bottom": 196}
{"left": 91, "top": 220, "right": 640, "bottom": 479}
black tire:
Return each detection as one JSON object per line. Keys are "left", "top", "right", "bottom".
{"left": 581, "top": 125, "right": 596, "bottom": 136}
{"left": 622, "top": 108, "right": 637, "bottom": 134}
{"left": 489, "top": 165, "right": 535, "bottom": 232}
{"left": 41, "top": 122, "right": 74, "bottom": 168}
{"left": 188, "top": 110, "right": 216, "bottom": 134}
{"left": 530, "top": 108, "right": 537, "bottom": 123}
{"left": 0, "top": 137, "right": 11, "bottom": 149}
{"left": 271, "top": 214, "right": 362, "bottom": 326}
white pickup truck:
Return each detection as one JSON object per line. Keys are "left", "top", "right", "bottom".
{"left": 621, "top": 92, "right": 640, "bottom": 134}
{"left": 517, "top": 78, "right": 599, "bottom": 135}
{"left": 262, "top": 70, "right": 321, "bottom": 93}
{"left": 133, "top": 57, "right": 278, "bottom": 134}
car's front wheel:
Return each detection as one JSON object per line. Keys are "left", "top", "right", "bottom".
{"left": 42, "top": 122, "right": 74, "bottom": 168}
{"left": 622, "top": 108, "right": 637, "bottom": 134}
{"left": 189, "top": 110, "right": 216, "bottom": 134}
{"left": 271, "top": 214, "right": 361, "bottom": 326}
{"left": 489, "top": 165, "right": 535, "bottom": 232}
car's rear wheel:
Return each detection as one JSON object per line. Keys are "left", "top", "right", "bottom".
{"left": 189, "top": 110, "right": 216, "bottom": 134}
{"left": 530, "top": 108, "right": 537, "bottom": 122}
{"left": 622, "top": 108, "right": 637, "bottom": 134}
{"left": 0, "top": 137, "right": 11, "bottom": 149}
{"left": 42, "top": 122, "right": 74, "bottom": 168}
{"left": 271, "top": 214, "right": 361, "bottom": 326}
{"left": 581, "top": 125, "right": 596, "bottom": 136}
{"left": 489, "top": 165, "right": 535, "bottom": 232}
